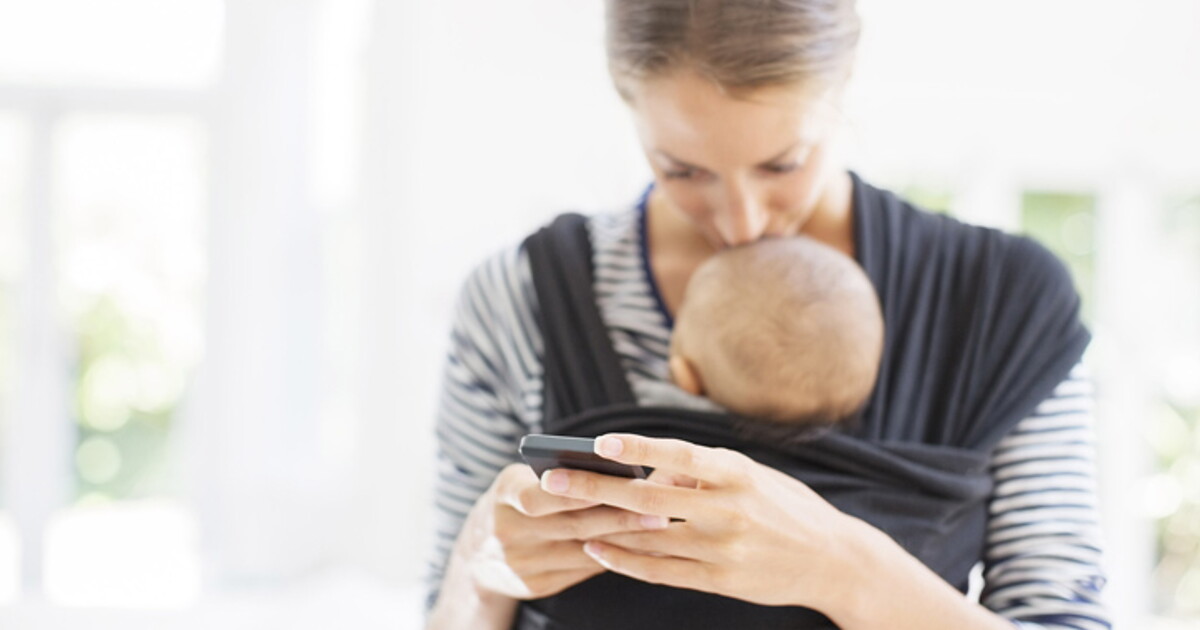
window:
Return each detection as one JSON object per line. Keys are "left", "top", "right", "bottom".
{"left": 55, "top": 114, "right": 207, "bottom": 502}
{"left": 1021, "top": 191, "right": 1097, "bottom": 323}
{"left": 1150, "top": 194, "right": 1200, "bottom": 617}
{"left": 0, "top": 0, "right": 222, "bottom": 89}
{"left": 0, "top": 110, "right": 28, "bottom": 607}
{"left": 894, "top": 185, "right": 953, "bottom": 217}
{"left": 0, "top": 111, "right": 28, "bottom": 496}
{"left": 0, "top": 1, "right": 219, "bottom": 607}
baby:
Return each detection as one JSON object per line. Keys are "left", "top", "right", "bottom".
{"left": 655, "top": 236, "right": 884, "bottom": 428}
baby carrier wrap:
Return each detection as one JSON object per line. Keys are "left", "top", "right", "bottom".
{"left": 512, "top": 174, "right": 1090, "bottom": 629}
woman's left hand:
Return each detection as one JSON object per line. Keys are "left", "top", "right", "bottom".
{"left": 537, "top": 432, "right": 877, "bottom": 609}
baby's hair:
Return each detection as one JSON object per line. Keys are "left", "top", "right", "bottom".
{"left": 675, "top": 236, "right": 883, "bottom": 423}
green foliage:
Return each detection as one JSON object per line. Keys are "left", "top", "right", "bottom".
{"left": 1020, "top": 192, "right": 1096, "bottom": 324}
{"left": 1149, "top": 195, "right": 1200, "bottom": 617}
{"left": 1021, "top": 190, "right": 1200, "bottom": 618}
{"left": 71, "top": 295, "right": 178, "bottom": 501}
{"left": 899, "top": 185, "right": 954, "bottom": 216}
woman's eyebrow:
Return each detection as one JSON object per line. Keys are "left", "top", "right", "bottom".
{"left": 759, "top": 141, "right": 804, "bottom": 164}
{"left": 655, "top": 141, "right": 807, "bottom": 170}
{"left": 655, "top": 150, "right": 704, "bottom": 170}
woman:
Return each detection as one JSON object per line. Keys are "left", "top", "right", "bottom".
{"left": 425, "top": 1, "right": 1109, "bottom": 629}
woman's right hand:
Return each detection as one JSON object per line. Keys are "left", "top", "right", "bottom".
{"left": 429, "top": 462, "right": 671, "bottom": 629}
{"left": 459, "top": 462, "right": 672, "bottom": 600}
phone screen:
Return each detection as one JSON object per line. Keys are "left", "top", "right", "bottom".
{"left": 519, "top": 434, "right": 648, "bottom": 479}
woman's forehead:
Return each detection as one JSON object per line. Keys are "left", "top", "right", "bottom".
{"left": 629, "top": 71, "right": 840, "bottom": 165}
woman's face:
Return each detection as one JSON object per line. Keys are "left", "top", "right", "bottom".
{"left": 626, "top": 71, "right": 847, "bottom": 250}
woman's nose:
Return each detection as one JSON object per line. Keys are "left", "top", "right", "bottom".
{"left": 716, "top": 187, "right": 769, "bottom": 247}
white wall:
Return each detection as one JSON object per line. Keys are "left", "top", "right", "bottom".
{"left": 2, "top": 0, "right": 1198, "bottom": 627}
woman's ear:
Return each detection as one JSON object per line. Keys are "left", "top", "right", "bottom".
{"left": 668, "top": 355, "right": 705, "bottom": 396}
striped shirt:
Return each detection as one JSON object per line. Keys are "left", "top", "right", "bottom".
{"left": 427, "top": 208, "right": 1110, "bottom": 629}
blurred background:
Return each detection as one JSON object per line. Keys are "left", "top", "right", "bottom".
{"left": 0, "top": 0, "right": 1196, "bottom": 628}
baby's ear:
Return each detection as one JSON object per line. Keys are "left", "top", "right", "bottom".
{"left": 668, "top": 355, "right": 705, "bottom": 396}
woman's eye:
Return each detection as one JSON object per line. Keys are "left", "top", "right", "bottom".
{"left": 663, "top": 168, "right": 699, "bottom": 180}
{"left": 763, "top": 162, "right": 799, "bottom": 175}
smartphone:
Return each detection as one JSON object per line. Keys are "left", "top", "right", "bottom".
{"left": 519, "top": 434, "right": 649, "bottom": 479}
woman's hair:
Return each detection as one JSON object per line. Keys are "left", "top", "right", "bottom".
{"left": 605, "top": 0, "right": 861, "bottom": 99}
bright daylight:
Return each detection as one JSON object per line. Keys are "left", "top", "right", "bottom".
{"left": 0, "top": 1, "right": 1198, "bottom": 629}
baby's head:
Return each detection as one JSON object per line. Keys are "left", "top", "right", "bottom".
{"left": 669, "top": 236, "right": 884, "bottom": 425}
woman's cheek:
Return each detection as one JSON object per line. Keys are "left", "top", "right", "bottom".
{"left": 659, "top": 182, "right": 713, "bottom": 223}
{"left": 777, "top": 169, "right": 825, "bottom": 225}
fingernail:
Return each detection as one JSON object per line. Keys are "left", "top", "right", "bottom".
{"left": 640, "top": 514, "right": 668, "bottom": 529}
{"left": 596, "top": 436, "right": 623, "bottom": 457}
{"left": 542, "top": 470, "right": 569, "bottom": 493}
{"left": 583, "top": 541, "right": 607, "bottom": 563}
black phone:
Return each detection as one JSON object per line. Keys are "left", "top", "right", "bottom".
{"left": 519, "top": 434, "right": 649, "bottom": 479}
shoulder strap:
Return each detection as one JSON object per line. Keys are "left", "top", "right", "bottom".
{"left": 849, "top": 172, "right": 1090, "bottom": 449}
{"left": 523, "top": 213, "right": 637, "bottom": 427}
